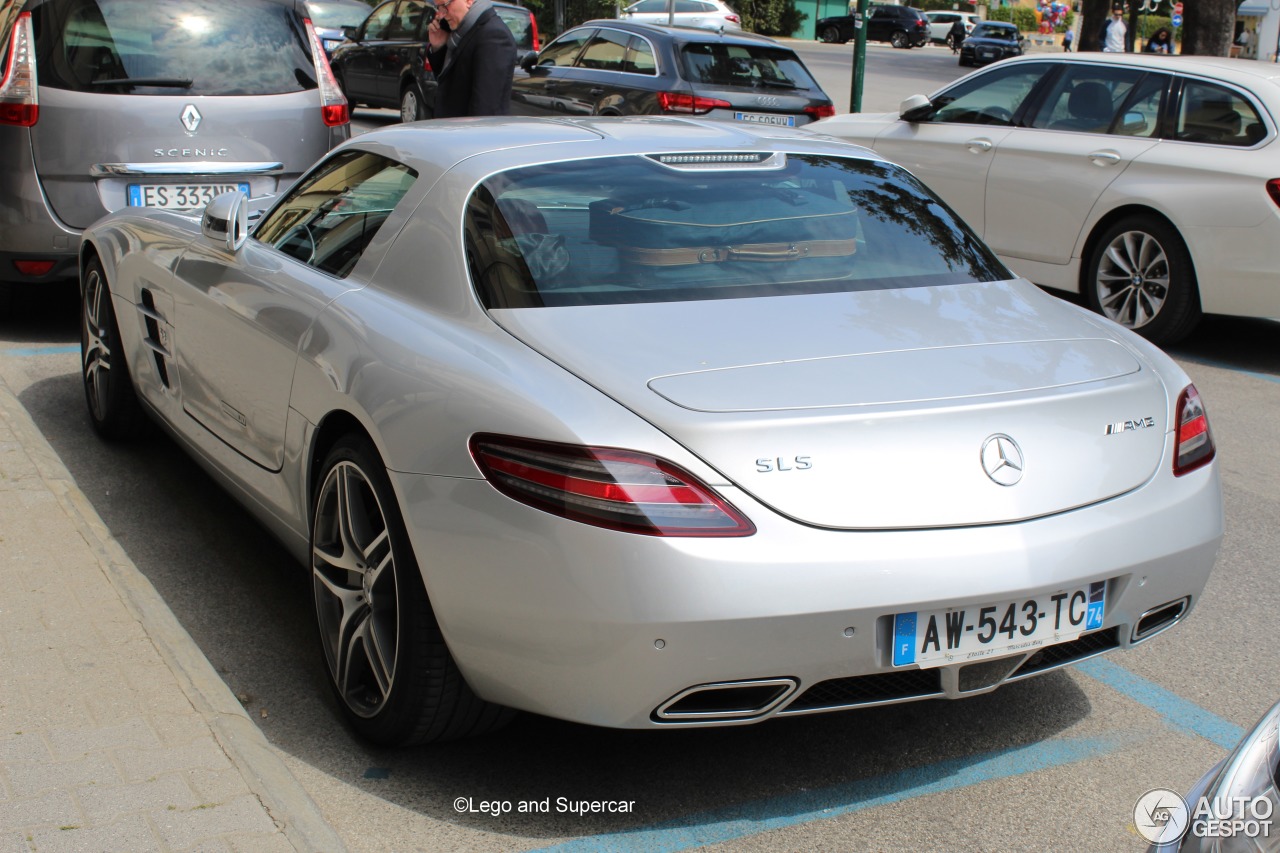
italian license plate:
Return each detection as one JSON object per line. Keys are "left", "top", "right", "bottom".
{"left": 127, "top": 182, "right": 250, "bottom": 210}
{"left": 892, "top": 581, "right": 1106, "bottom": 668}
{"left": 733, "top": 112, "right": 795, "bottom": 127}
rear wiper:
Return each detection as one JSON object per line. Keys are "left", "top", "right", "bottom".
{"left": 90, "top": 77, "right": 194, "bottom": 88}
{"left": 754, "top": 78, "right": 798, "bottom": 90}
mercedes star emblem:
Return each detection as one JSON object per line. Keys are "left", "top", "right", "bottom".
{"left": 981, "top": 434, "right": 1025, "bottom": 486}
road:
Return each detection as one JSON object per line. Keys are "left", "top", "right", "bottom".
{"left": 3, "top": 45, "right": 1279, "bottom": 852}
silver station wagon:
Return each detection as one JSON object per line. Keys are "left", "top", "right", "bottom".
{"left": 0, "top": 0, "right": 350, "bottom": 289}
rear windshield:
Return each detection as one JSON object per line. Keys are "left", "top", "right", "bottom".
{"left": 496, "top": 6, "right": 535, "bottom": 51}
{"left": 465, "top": 153, "right": 1010, "bottom": 309}
{"left": 306, "top": 2, "right": 368, "bottom": 29}
{"left": 32, "top": 0, "right": 316, "bottom": 95}
{"left": 679, "top": 43, "right": 819, "bottom": 92}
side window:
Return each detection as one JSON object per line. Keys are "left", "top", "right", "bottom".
{"left": 537, "top": 29, "right": 593, "bottom": 67}
{"left": 1113, "top": 73, "right": 1169, "bottom": 138}
{"left": 577, "top": 30, "right": 630, "bottom": 71}
{"left": 625, "top": 35, "right": 657, "bottom": 74}
{"left": 630, "top": 0, "right": 663, "bottom": 11}
{"left": 928, "top": 63, "right": 1049, "bottom": 127}
{"left": 1176, "top": 81, "right": 1266, "bottom": 146}
{"left": 393, "top": 0, "right": 430, "bottom": 39}
{"left": 1028, "top": 65, "right": 1146, "bottom": 134}
{"left": 254, "top": 151, "right": 418, "bottom": 279}
{"left": 362, "top": 1, "right": 396, "bottom": 39}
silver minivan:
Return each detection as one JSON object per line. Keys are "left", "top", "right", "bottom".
{"left": 0, "top": 0, "right": 350, "bottom": 287}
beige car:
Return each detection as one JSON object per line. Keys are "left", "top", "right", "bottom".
{"left": 817, "top": 53, "right": 1279, "bottom": 344}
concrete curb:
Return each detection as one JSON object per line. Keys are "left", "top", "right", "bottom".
{"left": 0, "top": 372, "right": 347, "bottom": 853}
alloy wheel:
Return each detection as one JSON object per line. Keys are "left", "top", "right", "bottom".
{"left": 81, "top": 266, "right": 113, "bottom": 423}
{"left": 312, "top": 460, "right": 400, "bottom": 719}
{"left": 1095, "top": 229, "right": 1170, "bottom": 330}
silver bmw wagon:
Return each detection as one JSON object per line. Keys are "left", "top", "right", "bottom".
{"left": 79, "top": 117, "right": 1222, "bottom": 745}
{"left": 0, "top": 0, "right": 349, "bottom": 289}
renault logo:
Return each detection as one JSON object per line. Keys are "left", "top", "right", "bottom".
{"left": 180, "top": 104, "right": 202, "bottom": 133}
{"left": 981, "top": 434, "right": 1024, "bottom": 486}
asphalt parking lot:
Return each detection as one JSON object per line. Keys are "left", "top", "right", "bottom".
{"left": 2, "top": 275, "right": 1277, "bottom": 851}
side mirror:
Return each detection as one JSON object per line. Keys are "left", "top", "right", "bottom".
{"left": 341, "top": 25, "right": 359, "bottom": 41}
{"left": 899, "top": 93, "right": 932, "bottom": 121}
{"left": 1118, "top": 110, "right": 1149, "bottom": 134}
{"left": 202, "top": 191, "right": 249, "bottom": 252}
{"left": 520, "top": 51, "right": 538, "bottom": 73}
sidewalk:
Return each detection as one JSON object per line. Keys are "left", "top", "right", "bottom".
{"left": 0, "top": 375, "right": 345, "bottom": 852}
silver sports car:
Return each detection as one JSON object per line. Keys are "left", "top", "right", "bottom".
{"left": 79, "top": 117, "right": 1223, "bottom": 746}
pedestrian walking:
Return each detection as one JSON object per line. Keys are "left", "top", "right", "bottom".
{"left": 1099, "top": 4, "right": 1133, "bottom": 52}
{"left": 426, "top": 0, "right": 516, "bottom": 118}
{"left": 1062, "top": 28, "right": 1074, "bottom": 51}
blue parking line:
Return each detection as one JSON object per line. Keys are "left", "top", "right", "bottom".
{"left": 530, "top": 729, "right": 1145, "bottom": 853}
{"left": 5, "top": 345, "right": 79, "bottom": 357}
{"left": 1075, "top": 658, "right": 1245, "bottom": 750}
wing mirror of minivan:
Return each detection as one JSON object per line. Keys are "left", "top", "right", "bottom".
{"left": 341, "top": 25, "right": 360, "bottom": 42}
{"left": 899, "top": 93, "right": 933, "bottom": 122}
{"left": 521, "top": 51, "right": 539, "bottom": 73}
{"left": 202, "top": 191, "right": 249, "bottom": 252}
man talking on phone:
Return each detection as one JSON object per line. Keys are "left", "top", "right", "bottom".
{"left": 426, "top": 0, "right": 516, "bottom": 117}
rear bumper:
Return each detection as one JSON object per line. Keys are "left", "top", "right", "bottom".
{"left": 0, "top": 126, "right": 81, "bottom": 283}
{"left": 392, "top": 458, "right": 1222, "bottom": 729}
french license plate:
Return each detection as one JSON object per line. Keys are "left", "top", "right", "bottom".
{"left": 892, "top": 581, "right": 1106, "bottom": 668}
{"left": 733, "top": 112, "right": 795, "bottom": 127}
{"left": 127, "top": 183, "right": 250, "bottom": 210}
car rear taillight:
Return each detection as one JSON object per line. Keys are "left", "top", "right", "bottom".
{"left": 725, "top": 14, "right": 740, "bottom": 23}
{"left": 0, "top": 12, "right": 38, "bottom": 127}
{"left": 12, "top": 260, "right": 54, "bottom": 276}
{"left": 469, "top": 434, "right": 756, "bottom": 537}
{"left": 658, "top": 92, "right": 732, "bottom": 115}
{"left": 1266, "top": 179, "right": 1280, "bottom": 208}
{"left": 423, "top": 56, "right": 433, "bottom": 73}
{"left": 804, "top": 104, "right": 836, "bottom": 119}
{"left": 303, "top": 18, "right": 349, "bottom": 127}
{"left": 530, "top": 15, "right": 541, "bottom": 51}
{"left": 1173, "top": 384, "right": 1215, "bottom": 476}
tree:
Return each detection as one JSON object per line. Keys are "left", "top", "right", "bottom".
{"left": 1180, "top": 0, "right": 1237, "bottom": 55}
{"left": 1077, "top": 0, "right": 1238, "bottom": 55}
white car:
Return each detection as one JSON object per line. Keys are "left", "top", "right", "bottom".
{"left": 620, "top": 0, "right": 742, "bottom": 30}
{"left": 925, "top": 10, "right": 981, "bottom": 44}
{"left": 816, "top": 53, "right": 1280, "bottom": 345}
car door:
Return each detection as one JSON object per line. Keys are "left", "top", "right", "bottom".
{"left": 983, "top": 65, "right": 1168, "bottom": 265}
{"left": 375, "top": 0, "right": 430, "bottom": 104}
{"left": 171, "top": 150, "right": 417, "bottom": 470}
{"left": 556, "top": 28, "right": 639, "bottom": 115}
{"left": 339, "top": 0, "right": 398, "bottom": 103}
{"left": 871, "top": 61, "right": 1052, "bottom": 236}
{"left": 511, "top": 28, "right": 595, "bottom": 116}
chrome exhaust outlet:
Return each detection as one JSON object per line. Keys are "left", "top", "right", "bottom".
{"left": 1132, "top": 597, "right": 1190, "bottom": 643}
{"left": 654, "top": 678, "right": 798, "bottom": 722}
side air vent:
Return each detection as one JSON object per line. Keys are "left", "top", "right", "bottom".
{"left": 138, "top": 290, "right": 172, "bottom": 390}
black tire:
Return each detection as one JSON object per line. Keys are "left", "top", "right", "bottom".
{"left": 80, "top": 258, "right": 146, "bottom": 440}
{"left": 400, "top": 86, "right": 428, "bottom": 123}
{"left": 891, "top": 30, "right": 909, "bottom": 48}
{"left": 820, "top": 25, "right": 843, "bottom": 43}
{"left": 958, "top": 54, "right": 972, "bottom": 66}
{"left": 1085, "top": 214, "right": 1202, "bottom": 346}
{"left": 310, "top": 435, "right": 513, "bottom": 745}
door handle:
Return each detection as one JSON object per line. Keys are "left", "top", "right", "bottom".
{"left": 965, "top": 138, "right": 993, "bottom": 152}
{"left": 589, "top": 87, "right": 604, "bottom": 96}
{"left": 1088, "top": 150, "right": 1122, "bottom": 165}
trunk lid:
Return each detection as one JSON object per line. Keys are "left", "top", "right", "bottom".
{"left": 491, "top": 282, "right": 1171, "bottom": 529}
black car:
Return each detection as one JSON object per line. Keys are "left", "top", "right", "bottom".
{"left": 329, "top": 0, "right": 539, "bottom": 122}
{"left": 958, "top": 21, "right": 1023, "bottom": 66}
{"left": 512, "top": 21, "right": 834, "bottom": 126}
{"left": 816, "top": 4, "right": 929, "bottom": 48}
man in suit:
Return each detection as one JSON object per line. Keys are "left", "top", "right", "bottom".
{"left": 426, "top": 0, "right": 516, "bottom": 117}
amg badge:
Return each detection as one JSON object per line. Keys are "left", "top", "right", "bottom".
{"left": 1105, "top": 417, "right": 1155, "bottom": 435}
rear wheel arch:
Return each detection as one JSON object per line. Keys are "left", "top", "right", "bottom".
{"left": 307, "top": 410, "right": 376, "bottom": 524}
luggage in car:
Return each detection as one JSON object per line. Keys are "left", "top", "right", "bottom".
{"left": 587, "top": 186, "right": 859, "bottom": 274}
